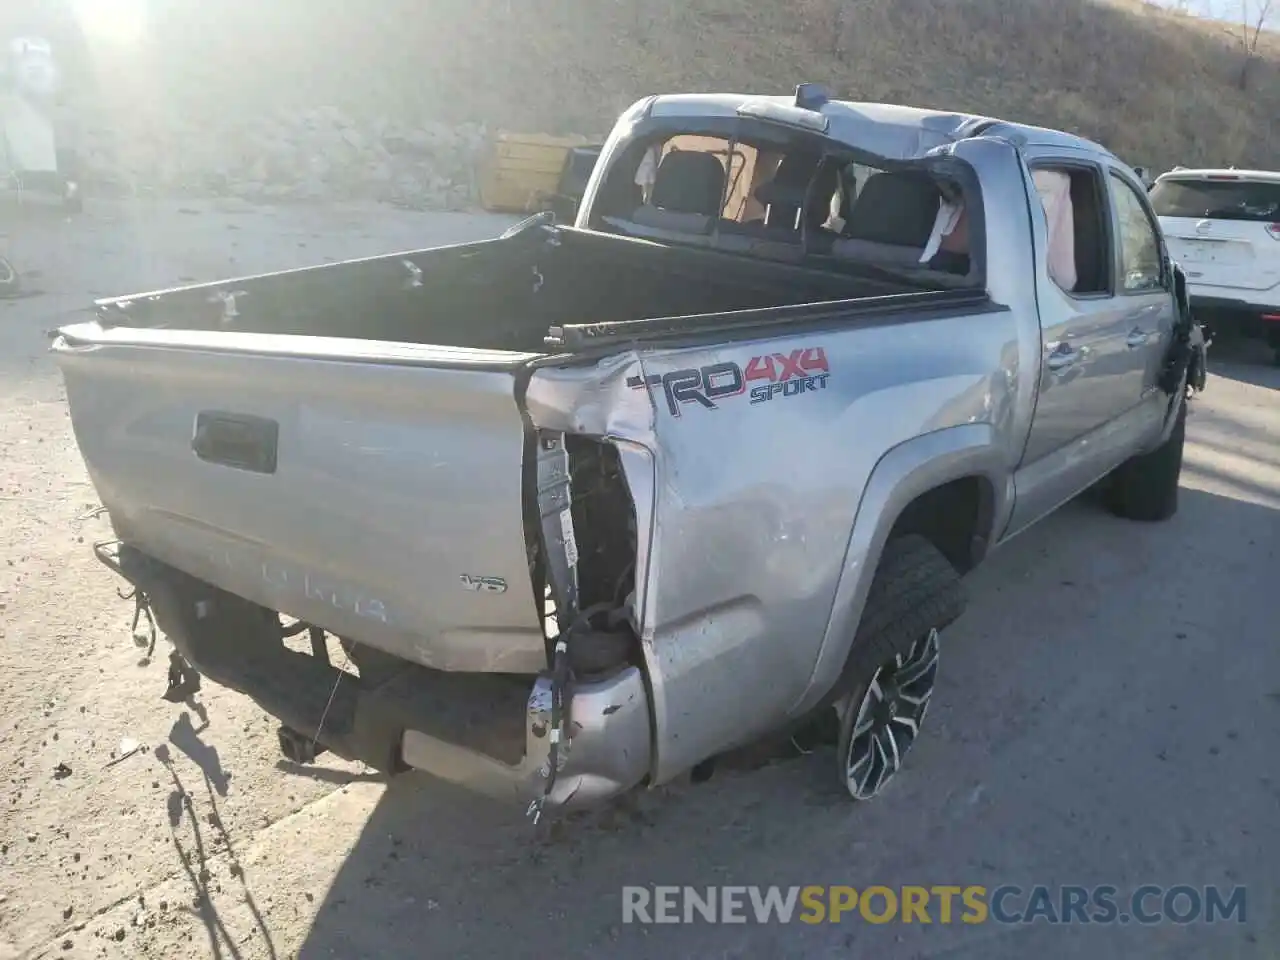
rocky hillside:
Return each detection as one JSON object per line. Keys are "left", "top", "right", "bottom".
{"left": 28, "top": 0, "right": 1280, "bottom": 205}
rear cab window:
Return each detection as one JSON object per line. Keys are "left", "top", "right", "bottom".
{"left": 1149, "top": 173, "right": 1280, "bottom": 281}
{"left": 585, "top": 115, "right": 984, "bottom": 290}
{"left": 1150, "top": 177, "right": 1280, "bottom": 223}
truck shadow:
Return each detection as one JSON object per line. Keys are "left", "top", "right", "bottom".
{"left": 274, "top": 759, "right": 383, "bottom": 785}
{"left": 292, "top": 483, "right": 1280, "bottom": 960}
{"left": 1204, "top": 337, "right": 1280, "bottom": 390}
{"left": 168, "top": 709, "right": 228, "bottom": 796}
{"left": 154, "top": 742, "right": 279, "bottom": 960}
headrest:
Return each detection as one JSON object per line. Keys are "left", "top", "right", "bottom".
{"left": 845, "top": 171, "right": 943, "bottom": 247}
{"left": 650, "top": 150, "right": 727, "bottom": 217}
{"left": 754, "top": 153, "right": 821, "bottom": 207}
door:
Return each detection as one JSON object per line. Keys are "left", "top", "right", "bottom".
{"left": 1018, "top": 162, "right": 1137, "bottom": 465}
{"left": 1107, "top": 169, "right": 1176, "bottom": 432}
{"left": 1007, "top": 160, "right": 1151, "bottom": 533}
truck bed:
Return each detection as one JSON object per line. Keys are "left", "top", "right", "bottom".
{"left": 54, "top": 224, "right": 963, "bottom": 676}
{"left": 91, "top": 222, "right": 905, "bottom": 352}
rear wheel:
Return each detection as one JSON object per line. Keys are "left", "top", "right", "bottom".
{"left": 1103, "top": 398, "right": 1186, "bottom": 523}
{"left": 839, "top": 626, "right": 940, "bottom": 799}
{"left": 833, "top": 535, "right": 965, "bottom": 801}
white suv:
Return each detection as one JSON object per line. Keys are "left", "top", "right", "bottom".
{"left": 1150, "top": 168, "right": 1280, "bottom": 362}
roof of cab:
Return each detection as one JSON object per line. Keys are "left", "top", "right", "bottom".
{"left": 646, "top": 93, "right": 1115, "bottom": 162}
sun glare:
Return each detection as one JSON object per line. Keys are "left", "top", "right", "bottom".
{"left": 70, "top": 0, "right": 149, "bottom": 45}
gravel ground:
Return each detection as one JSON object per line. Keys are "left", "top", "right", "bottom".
{"left": 0, "top": 200, "right": 1276, "bottom": 960}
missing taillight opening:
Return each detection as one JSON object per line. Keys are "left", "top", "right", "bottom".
{"left": 531, "top": 431, "right": 640, "bottom": 675}
{"left": 564, "top": 436, "right": 637, "bottom": 614}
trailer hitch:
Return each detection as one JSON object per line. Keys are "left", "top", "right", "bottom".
{"left": 94, "top": 539, "right": 203, "bottom": 702}
{"left": 162, "top": 648, "right": 202, "bottom": 703}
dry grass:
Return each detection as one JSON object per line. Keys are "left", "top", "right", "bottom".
{"left": 37, "top": 0, "right": 1280, "bottom": 169}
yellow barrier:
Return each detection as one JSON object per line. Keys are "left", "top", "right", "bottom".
{"left": 480, "top": 132, "right": 594, "bottom": 214}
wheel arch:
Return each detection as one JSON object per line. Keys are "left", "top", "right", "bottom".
{"left": 787, "top": 423, "right": 1011, "bottom": 718}
{"left": 887, "top": 474, "right": 997, "bottom": 576}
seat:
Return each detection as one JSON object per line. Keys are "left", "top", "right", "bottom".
{"left": 802, "top": 162, "right": 844, "bottom": 252}
{"left": 723, "top": 155, "right": 841, "bottom": 249}
{"left": 832, "top": 170, "right": 943, "bottom": 266}
{"left": 629, "top": 149, "right": 727, "bottom": 233}
{"left": 752, "top": 152, "right": 822, "bottom": 232}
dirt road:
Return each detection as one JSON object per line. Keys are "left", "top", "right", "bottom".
{"left": 1, "top": 202, "right": 1275, "bottom": 960}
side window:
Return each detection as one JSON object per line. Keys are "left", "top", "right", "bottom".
{"left": 1028, "top": 164, "right": 1109, "bottom": 296}
{"left": 1110, "top": 174, "right": 1163, "bottom": 293}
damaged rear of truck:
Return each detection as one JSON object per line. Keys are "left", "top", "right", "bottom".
{"left": 53, "top": 89, "right": 1196, "bottom": 816}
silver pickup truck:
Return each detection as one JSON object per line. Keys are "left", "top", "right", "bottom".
{"left": 53, "top": 86, "right": 1206, "bottom": 817}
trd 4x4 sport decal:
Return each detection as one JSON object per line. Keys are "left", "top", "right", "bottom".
{"left": 627, "top": 346, "right": 830, "bottom": 417}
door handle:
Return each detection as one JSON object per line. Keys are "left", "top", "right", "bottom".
{"left": 1126, "top": 328, "right": 1150, "bottom": 349}
{"left": 192, "top": 411, "right": 279, "bottom": 474}
{"left": 1046, "top": 342, "right": 1078, "bottom": 371}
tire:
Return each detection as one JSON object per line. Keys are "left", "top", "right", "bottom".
{"left": 1103, "top": 398, "right": 1187, "bottom": 523}
{"left": 0, "top": 257, "right": 19, "bottom": 298}
{"left": 833, "top": 534, "right": 966, "bottom": 801}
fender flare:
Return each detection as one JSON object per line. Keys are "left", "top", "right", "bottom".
{"left": 787, "top": 423, "right": 1012, "bottom": 717}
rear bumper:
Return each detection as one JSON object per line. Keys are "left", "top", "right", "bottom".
{"left": 400, "top": 667, "right": 651, "bottom": 808}
{"left": 106, "top": 543, "right": 652, "bottom": 811}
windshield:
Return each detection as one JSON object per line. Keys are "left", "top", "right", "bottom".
{"left": 1149, "top": 178, "right": 1280, "bottom": 222}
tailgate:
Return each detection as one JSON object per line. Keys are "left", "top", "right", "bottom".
{"left": 53, "top": 323, "right": 549, "bottom": 673}
{"left": 1160, "top": 217, "right": 1280, "bottom": 293}
{"left": 1151, "top": 175, "right": 1280, "bottom": 296}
